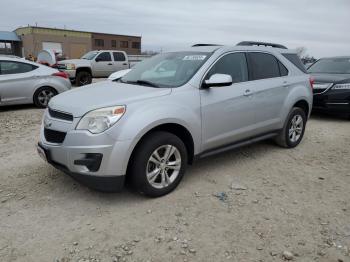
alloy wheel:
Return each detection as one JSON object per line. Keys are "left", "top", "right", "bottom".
{"left": 37, "top": 89, "right": 55, "bottom": 107}
{"left": 288, "top": 115, "right": 304, "bottom": 143}
{"left": 146, "top": 145, "right": 182, "bottom": 189}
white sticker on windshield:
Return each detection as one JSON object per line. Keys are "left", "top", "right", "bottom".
{"left": 183, "top": 55, "right": 207, "bottom": 61}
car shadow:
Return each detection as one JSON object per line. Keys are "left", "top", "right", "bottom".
{"left": 0, "top": 104, "right": 39, "bottom": 112}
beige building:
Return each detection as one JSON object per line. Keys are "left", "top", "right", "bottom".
{"left": 14, "top": 26, "right": 141, "bottom": 59}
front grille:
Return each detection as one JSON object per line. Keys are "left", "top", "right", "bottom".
{"left": 57, "top": 64, "right": 67, "bottom": 70}
{"left": 44, "top": 128, "right": 66, "bottom": 143}
{"left": 48, "top": 108, "right": 73, "bottom": 122}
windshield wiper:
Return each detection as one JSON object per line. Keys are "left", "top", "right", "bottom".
{"left": 135, "top": 80, "right": 160, "bottom": 88}
{"left": 120, "top": 79, "right": 160, "bottom": 88}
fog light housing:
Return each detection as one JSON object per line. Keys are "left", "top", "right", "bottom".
{"left": 74, "top": 153, "right": 103, "bottom": 172}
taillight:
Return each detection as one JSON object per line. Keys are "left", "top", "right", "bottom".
{"left": 52, "top": 71, "right": 68, "bottom": 79}
{"left": 309, "top": 77, "right": 314, "bottom": 89}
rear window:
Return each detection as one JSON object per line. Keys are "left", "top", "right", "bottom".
{"left": 282, "top": 53, "right": 307, "bottom": 73}
{"left": 247, "top": 53, "right": 280, "bottom": 80}
{"left": 307, "top": 58, "right": 350, "bottom": 74}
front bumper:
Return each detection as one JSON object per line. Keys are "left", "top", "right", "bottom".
{"left": 313, "top": 89, "right": 350, "bottom": 114}
{"left": 38, "top": 111, "right": 132, "bottom": 192}
{"left": 313, "top": 94, "right": 350, "bottom": 114}
{"left": 38, "top": 142, "right": 125, "bottom": 192}
{"left": 60, "top": 69, "right": 76, "bottom": 79}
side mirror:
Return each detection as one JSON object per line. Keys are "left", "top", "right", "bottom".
{"left": 203, "top": 74, "right": 233, "bottom": 88}
{"left": 95, "top": 57, "right": 102, "bottom": 62}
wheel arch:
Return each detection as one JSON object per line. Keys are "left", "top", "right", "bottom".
{"left": 293, "top": 99, "right": 310, "bottom": 118}
{"left": 76, "top": 67, "right": 92, "bottom": 75}
{"left": 32, "top": 85, "right": 58, "bottom": 104}
{"left": 125, "top": 122, "right": 195, "bottom": 177}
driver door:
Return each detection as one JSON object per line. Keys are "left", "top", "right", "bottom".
{"left": 92, "top": 52, "right": 114, "bottom": 77}
{"left": 200, "top": 52, "right": 257, "bottom": 151}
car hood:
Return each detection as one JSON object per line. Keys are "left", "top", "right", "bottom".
{"left": 310, "top": 73, "right": 350, "bottom": 84}
{"left": 48, "top": 81, "right": 172, "bottom": 117}
{"left": 58, "top": 59, "right": 91, "bottom": 66}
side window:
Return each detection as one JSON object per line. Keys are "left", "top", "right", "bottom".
{"left": 278, "top": 61, "right": 289, "bottom": 76}
{"left": 113, "top": 52, "right": 126, "bottom": 62}
{"left": 96, "top": 52, "right": 112, "bottom": 62}
{"left": 0, "top": 61, "right": 37, "bottom": 75}
{"left": 247, "top": 53, "right": 280, "bottom": 80}
{"left": 206, "top": 53, "right": 248, "bottom": 83}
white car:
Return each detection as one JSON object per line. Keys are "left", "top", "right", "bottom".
{"left": 0, "top": 57, "right": 71, "bottom": 108}
{"left": 108, "top": 69, "right": 132, "bottom": 81}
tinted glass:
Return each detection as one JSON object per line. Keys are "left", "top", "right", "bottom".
{"left": 282, "top": 53, "right": 307, "bottom": 73}
{"left": 96, "top": 52, "right": 112, "bottom": 62}
{"left": 307, "top": 58, "right": 350, "bottom": 74}
{"left": 121, "top": 52, "right": 211, "bottom": 88}
{"left": 113, "top": 52, "right": 126, "bottom": 61}
{"left": 206, "top": 53, "right": 248, "bottom": 83}
{"left": 248, "top": 53, "right": 280, "bottom": 80}
{"left": 0, "top": 61, "right": 36, "bottom": 75}
{"left": 278, "top": 61, "right": 289, "bottom": 76}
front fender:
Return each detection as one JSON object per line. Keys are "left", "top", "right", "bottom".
{"left": 106, "top": 94, "right": 201, "bottom": 174}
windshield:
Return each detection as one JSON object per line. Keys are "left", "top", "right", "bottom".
{"left": 308, "top": 58, "right": 350, "bottom": 74}
{"left": 81, "top": 51, "right": 99, "bottom": 60}
{"left": 121, "top": 51, "right": 211, "bottom": 88}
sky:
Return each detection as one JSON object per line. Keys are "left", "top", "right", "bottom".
{"left": 1, "top": 0, "right": 349, "bottom": 58}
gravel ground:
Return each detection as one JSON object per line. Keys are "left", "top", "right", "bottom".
{"left": 0, "top": 104, "right": 349, "bottom": 262}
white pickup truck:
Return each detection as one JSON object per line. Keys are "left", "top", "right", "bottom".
{"left": 56, "top": 50, "right": 148, "bottom": 86}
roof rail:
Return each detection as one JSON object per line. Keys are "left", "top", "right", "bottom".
{"left": 192, "top": 44, "right": 222, "bottom": 47}
{"left": 236, "top": 41, "right": 287, "bottom": 49}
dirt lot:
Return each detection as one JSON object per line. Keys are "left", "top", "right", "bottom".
{"left": 0, "top": 106, "right": 349, "bottom": 262}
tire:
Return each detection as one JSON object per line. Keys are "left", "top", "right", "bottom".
{"left": 129, "top": 131, "right": 188, "bottom": 197}
{"left": 275, "top": 107, "right": 307, "bottom": 148}
{"left": 33, "top": 86, "right": 57, "bottom": 108}
{"left": 75, "top": 71, "right": 92, "bottom": 86}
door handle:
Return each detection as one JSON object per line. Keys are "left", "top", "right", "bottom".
{"left": 283, "top": 81, "right": 289, "bottom": 87}
{"left": 108, "top": 63, "right": 113, "bottom": 65}
{"left": 243, "top": 89, "right": 253, "bottom": 96}
{"left": 122, "top": 63, "right": 128, "bottom": 66}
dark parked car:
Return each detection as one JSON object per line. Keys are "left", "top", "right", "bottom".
{"left": 308, "top": 57, "right": 350, "bottom": 116}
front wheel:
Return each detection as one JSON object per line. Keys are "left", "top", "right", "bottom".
{"left": 275, "top": 107, "right": 307, "bottom": 148}
{"left": 129, "top": 131, "right": 188, "bottom": 197}
{"left": 75, "top": 71, "right": 92, "bottom": 86}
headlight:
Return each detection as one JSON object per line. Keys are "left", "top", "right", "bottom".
{"left": 332, "top": 83, "right": 350, "bottom": 90}
{"left": 65, "top": 63, "right": 76, "bottom": 70}
{"left": 76, "top": 106, "right": 126, "bottom": 134}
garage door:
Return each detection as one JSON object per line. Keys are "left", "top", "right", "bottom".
{"left": 70, "top": 44, "right": 87, "bottom": 59}
{"left": 42, "top": 42, "right": 62, "bottom": 55}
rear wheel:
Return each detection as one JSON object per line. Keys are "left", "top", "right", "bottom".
{"left": 33, "top": 87, "right": 57, "bottom": 108}
{"left": 75, "top": 71, "right": 92, "bottom": 86}
{"left": 129, "top": 131, "right": 188, "bottom": 197}
{"left": 275, "top": 107, "right": 307, "bottom": 148}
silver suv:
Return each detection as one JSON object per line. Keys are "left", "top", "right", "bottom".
{"left": 37, "top": 41, "right": 313, "bottom": 197}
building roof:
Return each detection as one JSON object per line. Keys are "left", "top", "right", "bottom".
{"left": 14, "top": 26, "right": 141, "bottom": 39}
{"left": 0, "top": 31, "right": 21, "bottom": 41}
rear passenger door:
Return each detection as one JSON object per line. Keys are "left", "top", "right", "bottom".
{"left": 112, "top": 52, "right": 129, "bottom": 72}
{"left": 246, "top": 52, "right": 289, "bottom": 133}
{"left": 200, "top": 52, "right": 257, "bottom": 151}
